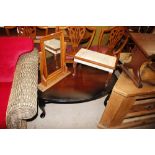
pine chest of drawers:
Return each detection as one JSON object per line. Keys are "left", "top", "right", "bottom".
{"left": 98, "top": 66, "right": 155, "bottom": 128}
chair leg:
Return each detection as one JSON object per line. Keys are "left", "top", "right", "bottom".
{"left": 72, "top": 62, "right": 77, "bottom": 76}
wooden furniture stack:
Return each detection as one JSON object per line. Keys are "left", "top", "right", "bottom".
{"left": 98, "top": 66, "right": 155, "bottom": 129}
{"left": 121, "top": 33, "right": 155, "bottom": 88}
{"left": 4, "top": 26, "right": 49, "bottom": 43}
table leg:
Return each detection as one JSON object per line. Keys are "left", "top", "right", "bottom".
{"left": 38, "top": 98, "right": 46, "bottom": 118}
{"left": 120, "top": 46, "right": 148, "bottom": 88}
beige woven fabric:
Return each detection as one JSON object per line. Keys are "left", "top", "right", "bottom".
{"left": 6, "top": 48, "right": 38, "bottom": 129}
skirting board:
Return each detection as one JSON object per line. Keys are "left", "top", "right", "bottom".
{"left": 38, "top": 71, "right": 71, "bottom": 92}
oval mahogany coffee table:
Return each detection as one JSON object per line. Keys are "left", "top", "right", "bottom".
{"left": 38, "top": 65, "right": 117, "bottom": 118}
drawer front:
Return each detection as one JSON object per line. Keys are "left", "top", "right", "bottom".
{"left": 130, "top": 102, "right": 155, "bottom": 112}
{"left": 127, "top": 97, "right": 155, "bottom": 118}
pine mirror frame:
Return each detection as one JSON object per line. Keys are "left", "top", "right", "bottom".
{"left": 38, "top": 31, "right": 71, "bottom": 92}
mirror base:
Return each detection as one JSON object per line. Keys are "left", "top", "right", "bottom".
{"left": 38, "top": 70, "right": 71, "bottom": 92}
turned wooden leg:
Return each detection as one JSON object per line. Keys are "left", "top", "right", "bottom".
{"left": 72, "top": 61, "right": 77, "bottom": 76}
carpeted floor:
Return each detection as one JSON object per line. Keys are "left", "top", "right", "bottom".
{"left": 27, "top": 94, "right": 155, "bottom": 129}
{"left": 27, "top": 96, "right": 106, "bottom": 129}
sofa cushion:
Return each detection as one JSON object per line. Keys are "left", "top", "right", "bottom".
{"left": 0, "top": 82, "right": 12, "bottom": 128}
{"left": 0, "top": 37, "right": 33, "bottom": 82}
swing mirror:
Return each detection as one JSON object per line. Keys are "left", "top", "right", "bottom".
{"left": 38, "top": 31, "right": 71, "bottom": 92}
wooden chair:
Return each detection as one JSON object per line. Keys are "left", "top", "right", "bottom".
{"left": 72, "top": 26, "right": 128, "bottom": 87}
{"left": 17, "top": 26, "right": 36, "bottom": 39}
{"left": 65, "top": 26, "right": 86, "bottom": 63}
{"left": 80, "top": 26, "right": 96, "bottom": 49}
{"left": 55, "top": 26, "right": 96, "bottom": 64}
{"left": 35, "top": 26, "right": 49, "bottom": 43}
{"left": 17, "top": 26, "right": 49, "bottom": 43}
{"left": 5, "top": 26, "right": 36, "bottom": 39}
{"left": 97, "top": 26, "right": 129, "bottom": 58}
{"left": 61, "top": 26, "right": 96, "bottom": 63}
{"left": 4, "top": 26, "right": 18, "bottom": 36}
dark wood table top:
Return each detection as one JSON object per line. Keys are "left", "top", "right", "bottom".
{"left": 38, "top": 65, "right": 117, "bottom": 103}
{"left": 130, "top": 33, "right": 155, "bottom": 57}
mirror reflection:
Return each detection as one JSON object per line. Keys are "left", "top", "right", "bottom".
{"left": 44, "top": 36, "right": 61, "bottom": 75}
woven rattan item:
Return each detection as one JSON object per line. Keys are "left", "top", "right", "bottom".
{"left": 6, "top": 49, "right": 38, "bottom": 128}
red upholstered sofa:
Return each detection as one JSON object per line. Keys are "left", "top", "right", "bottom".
{"left": 0, "top": 37, "right": 38, "bottom": 128}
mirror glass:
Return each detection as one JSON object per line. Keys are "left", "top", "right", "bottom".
{"left": 44, "top": 36, "right": 61, "bottom": 75}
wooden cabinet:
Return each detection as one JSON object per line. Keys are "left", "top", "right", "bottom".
{"left": 98, "top": 66, "right": 155, "bottom": 128}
